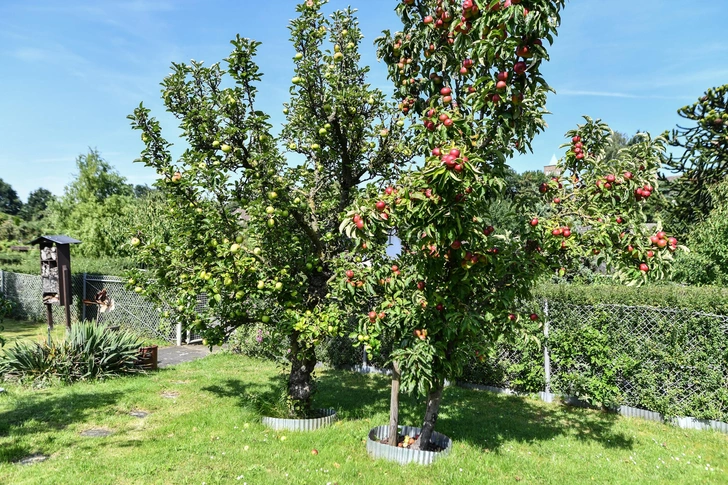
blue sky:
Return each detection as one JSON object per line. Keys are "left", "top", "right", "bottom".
{"left": 0, "top": 0, "right": 726, "bottom": 201}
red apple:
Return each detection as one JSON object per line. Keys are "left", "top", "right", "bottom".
{"left": 530, "top": 218, "right": 539, "bottom": 226}
{"left": 346, "top": 270, "right": 354, "bottom": 279}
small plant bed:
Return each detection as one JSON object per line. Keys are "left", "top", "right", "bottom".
{"left": 0, "top": 354, "right": 726, "bottom": 484}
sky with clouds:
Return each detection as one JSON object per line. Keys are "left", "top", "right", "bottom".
{"left": 0, "top": 0, "right": 726, "bottom": 201}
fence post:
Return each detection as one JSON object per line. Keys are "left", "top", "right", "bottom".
{"left": 0, "top": 269, "right": 4, "bottom": 297}
{"left": 176, "top": 321, "right": 182, "bottom": 346}
{"left": 81, "top": 273, "right": 87, "bottom": 322}
{"left": 543, "top": 299, "right": 551, "bottom": 395}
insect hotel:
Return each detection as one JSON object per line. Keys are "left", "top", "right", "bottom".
{"left": 29, "top": 235, "right": 81, "bottom": 334}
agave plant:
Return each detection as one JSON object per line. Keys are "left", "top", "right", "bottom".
{"left": 0, "top": 322, "right": 143, "bottom": 383}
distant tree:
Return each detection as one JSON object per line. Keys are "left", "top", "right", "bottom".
{"left": 671, "top": 179, "right": 728, "bottom": 285}
{"left": 133, "top": 184, "right": 156, "bottom": 199}
{"left": 46, "top": 149, "right": 135, "bottom": 257}
{"left": 63, "top": 149, "right": 133, "bottom": 204}
{"left": 0, "top": 178, "right": 23, "bottom": 216}
{"left": 19, "top": 188, "right": 54, "bottom": 221}
{"left": 664, "top": 84, "right": 728, "bottom": 232}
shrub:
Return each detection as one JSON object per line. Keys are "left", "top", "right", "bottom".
{"left": 228, "top": 322, "right": 287, "bottom": 361}
{"left": 0, "top": 321, "right": 143, "bottom": 383}
{"left": 0, "top": 294, "right": 12, "bottom": 348}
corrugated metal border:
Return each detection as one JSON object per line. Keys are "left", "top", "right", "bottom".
{"left": 458, "top": 383, "right": 728, "bottom": 435}
{"left": 261, "top": 408, "right": 336, "bottom": 431}
{"left": 366, "top": 425, "right": 452, "bottom": 465}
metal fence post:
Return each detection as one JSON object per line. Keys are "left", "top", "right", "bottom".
{"left": 176, "top": 321, "right": 182, "bottom": 346}
{"left": 0, "top": 269, "right": 4, "bottom": 297}
{"left": 81, "top": 273, "right": 87, "bottom": 322}
{"left": 543, "top": 299, "right": 551, "bottom": 395}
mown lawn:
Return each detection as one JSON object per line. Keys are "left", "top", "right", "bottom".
{"left": 0, "top": 319, "right": 65, "bottom": 346}
{"left": 0, "top": 353, "right": 726, "bottom": 484}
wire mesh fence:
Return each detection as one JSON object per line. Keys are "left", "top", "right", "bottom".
{"left": 0, "top": 270, "right": 181, "bottom": 342}
{"left": 2, "top": 268, "right": 727, "bottom": 422}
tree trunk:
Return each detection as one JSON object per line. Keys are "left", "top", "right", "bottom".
{"left": 388, "top": 361, "right": 401, "bottom": 447}
{"left": 287, "top": 331, "right": 316, "bottom": 418}
{"left": 414, "top": 382, "right": 444, "bottom": 451}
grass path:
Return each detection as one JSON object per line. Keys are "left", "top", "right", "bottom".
{"left": 0, "top": 353, "right": 726, "bottom": 484}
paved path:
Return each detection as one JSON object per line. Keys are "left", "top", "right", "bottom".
{"left": 157, "top": 345, "right": 213, "bottom": 368}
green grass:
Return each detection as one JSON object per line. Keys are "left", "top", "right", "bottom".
{"left": 0, "top": 354, "right": 726, "bottom": 484}
{"left": 0, "top": 319, "right": 65, "bottom": 346}
{"left": 0, "top": 319, "right": 167, "bottom": 349}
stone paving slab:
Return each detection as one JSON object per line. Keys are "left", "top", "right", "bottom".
{"left": 156, "top": 345, "right": 214, "bottom": 368}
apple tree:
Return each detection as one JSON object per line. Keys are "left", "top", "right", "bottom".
{"left": 338, "top": 0, "right": 680, "bottom": 450}
{"left": 127, "top": 0, "right": 408, "bottom": 417}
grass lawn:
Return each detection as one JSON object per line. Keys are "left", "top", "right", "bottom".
{"left": 0, "top": 318, "right": 168, "bottom": 348}
{"left": 0, "top": 353, "right": 726, "bottom": 484}
{"left": 0, "top": 319, "right": 65, "bottom": 346}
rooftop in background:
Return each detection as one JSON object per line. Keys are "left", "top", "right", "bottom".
{"left": 543, "top": 165, "right": 562, "bottom": 177}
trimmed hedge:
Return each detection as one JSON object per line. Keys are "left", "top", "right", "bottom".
{"left": 534, "top": 283, "right": 728, "bottom": 315}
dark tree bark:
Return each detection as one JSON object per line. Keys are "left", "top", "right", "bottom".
{"left": 414, "top": 382, "right": 444, "bottom": 451}
{"left": 287, "top": 331, "right": 317, "bottom": 418}
{"left": 388, "top": 361, "right": 401, "bottom": 446}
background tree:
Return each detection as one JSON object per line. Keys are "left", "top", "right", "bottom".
{"left": 671, "top": 179, "right": 728, "bottom": 285}
{"left": 46, "top": 149, "right": 135, "bottom": 257}
{"left": 18, "top": 188, "right": 54, "bottom": 221}
{"left": 339, "top": 1, "right": 678, "bottom": 451}
{"left": 127, "top": 0, "right": 407, "bottom": 417}
{"left": 663, "top": 83, "right": 728, "bottom": 234}
{"left": 0, "top": 179, "right": 23, "bottom": 216}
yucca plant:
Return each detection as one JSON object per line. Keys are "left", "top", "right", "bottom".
{"left": 0, "top": 322, "right": 143, "bottom": 383}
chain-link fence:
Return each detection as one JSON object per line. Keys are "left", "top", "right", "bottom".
{"left": 0, "top": 270, "right": 180, "bottom": 342}
{"left": 463, "top": 300, "right": 728, "bottom": 423}
{"left": 3, "top": 268, "right": 727, "bottom": 423}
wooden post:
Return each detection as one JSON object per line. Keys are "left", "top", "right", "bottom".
{"left": 46, "top": 303, "right": 53, "bottom": 346}
{"left": 61, "top": 265, "right": 72, "bottom": 332}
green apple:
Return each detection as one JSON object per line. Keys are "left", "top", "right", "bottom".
{"left": 266, "top": 206, "right": 275, "bottom": 214}
{"left": 311, "top": 143, "right": 320, "bottom": 150}
{"left": 261, "top": 315, "right": 271, "bottom": 323}
{"left": 267, "top": 218, "right": 276, "bottom": 228}
{"left": 334, "top": 52, "right": 344, "bottom": 62}
{"left": 306, "top": 262, "right": 313, "bottom": 271}
{"left": 292, "top": 76, "right": 302, "bottom": 84}
{"left": 235, "top": 291, "right": 244, "bottom": 300}
{"left": 224, "top": 277, "right": 233, "bottom": 286}
{"left": 253, "top": 247, "right": 261, "bottom": 255}
{"left": 230, "top": 243, "right": 240, "bottom": 253}
{"left": 268, "top": 191, "right": 278, "bottom": 200}
{"left": 134, "top": 286, "right": 143, "bottom": 293}
{"left": 257, "top": 280, "right": 265, "bottom": 290}
{"left": 212, "top": 140, "right": 220, "bottom": 148}
{"left": 288, "top": 142, "right": 297, "bottom": 150}
{"left": 130, "top": 237, "right": 141, "bottom": 247}
{"left": 141, "top": 132, "right": 150, "bottom": 143}
{"left": 274, "top": 282, "right": 283, "bottom": 291}
{"left": 235, "top": 235, "right": 243, "bottom": 243}
{"left": 294, "top": 52, "right": 303, "bottom": 60}
{"left": 318, "top": 128, "right": 327, "bottom": 135}
{"left": 283, "top": 108, "right": 289, "bottom": 114}
{"left": 221, "top": 144, "right": 232, "bottom": 153}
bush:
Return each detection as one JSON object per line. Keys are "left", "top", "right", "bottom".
{"left": 534, "top": 283, "right": 728, "bottom": 314}
{"left": 228, "top": 323, "right": 287, "bottom": 361}
{"left": 0, "top": 294, "right": 12, "bottom": 348}
{"left": 0, "top": 321, "right": 143, "bottom": 384}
